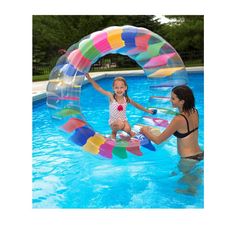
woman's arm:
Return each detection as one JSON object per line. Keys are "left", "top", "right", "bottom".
{"left": 140, "top": 116, "right": 180, "bottom": 144}
{"left": 129, "top": 99, "right": 153, "bottom": 114}
{"left": 85, "top": 73, "right": 113, "bottom": 98}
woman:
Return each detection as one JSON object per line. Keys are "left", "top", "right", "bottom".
{"left": 140, "top": 85, "right": 203, "bottom": 161}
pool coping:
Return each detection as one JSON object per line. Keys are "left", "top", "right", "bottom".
{"left": 32, "top": 66, "right": 204, "bottom": 102}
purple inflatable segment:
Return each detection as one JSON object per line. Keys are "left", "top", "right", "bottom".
{"left": 99, "top": 139, "right": 115, "bottom": 159}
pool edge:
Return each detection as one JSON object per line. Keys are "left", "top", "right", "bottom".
{"left": 32, "top": 67, "right": 204, "bottom": 103}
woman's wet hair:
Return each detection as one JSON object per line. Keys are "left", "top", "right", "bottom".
{"left": 172, "top": 85, "right": 195, "bottom": 113}
{"left": 112, "top": 77, "right": 130, "bottom": 102}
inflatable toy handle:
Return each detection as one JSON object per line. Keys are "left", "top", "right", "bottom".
{"left": 152, "top": 109, "right": 157, "bottom": 115}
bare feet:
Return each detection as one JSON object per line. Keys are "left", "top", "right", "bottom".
{"left": 129, "top": 130, "right": 136, "bottom": 137}
{"left": 111, "top": 132, "right": 117, "bottom": 140}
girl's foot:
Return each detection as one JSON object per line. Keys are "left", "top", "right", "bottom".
{"left": 129, "top": 130, "right": 136, "bottom": 137}
{"left": 111, "top": 133, "right": 117, "bottom": 140}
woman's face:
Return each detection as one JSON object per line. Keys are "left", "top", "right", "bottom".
{"left": 171, "top": 92, "right": 183, "bottom": 108}
{"left": 113, "top": 80, "right": 127, "bottom": 97}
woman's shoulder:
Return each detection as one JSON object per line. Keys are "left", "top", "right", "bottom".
{"left": 172, "top": 114, "right": 187, "bottom": 126}
{"left": 166, "top": 115, "right": 184, "bottom": 131}
{"left": 173, "top": 115, "right": 184, "bottom": 122}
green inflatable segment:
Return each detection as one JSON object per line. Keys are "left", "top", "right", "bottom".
{"left": 135, "top": 42, "right": 165, "bottom": 61}
{"left": 112, "top": 140, "right": 129, "bottom": 159}
{"left": 79, "top": 39, "right": 101, "bottom": 60}
{"left": 54, "top": 108, "right": 81, "bottom": 119}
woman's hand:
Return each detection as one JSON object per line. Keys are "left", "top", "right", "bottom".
{"left": 140, "top": 126, "right": 151, "bottom": 135}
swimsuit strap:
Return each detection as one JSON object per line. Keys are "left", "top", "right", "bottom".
{"left": 113, "top": 96, "right": 127, "bottom": 104}
{"left": 123, "top": 96, "right": 127, "bottom": 104}
{"left": 179, "top": 114, "right": 190, "bottom": 132}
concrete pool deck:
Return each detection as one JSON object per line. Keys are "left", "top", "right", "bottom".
{"left": 32, "top": 67, "right": 203, "bottom": 102}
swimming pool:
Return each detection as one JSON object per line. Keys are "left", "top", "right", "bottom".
{"left": 32, "top": 71, "right": 204, "bottom": 208}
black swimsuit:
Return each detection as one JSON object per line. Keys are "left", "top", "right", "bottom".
{"left": 173, "top": 110, "right": 203, "bottom": 161}
{"left": 183, "top": 152, "right": 204, "bottom": 161}
{"left": 173, "top": 111, "right": 198, "bottom": 138}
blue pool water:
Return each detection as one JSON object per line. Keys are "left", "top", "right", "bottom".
{"left": 32, "top": 71, "right": 204, "bottom": 208}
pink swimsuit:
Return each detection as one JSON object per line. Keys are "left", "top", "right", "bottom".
{"left": 109, "top": 97, "right": 127, "bottom": 125}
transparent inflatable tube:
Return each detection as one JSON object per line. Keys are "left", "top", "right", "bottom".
{"left": 46, "top": 25, "right": 188, "bottom": 159}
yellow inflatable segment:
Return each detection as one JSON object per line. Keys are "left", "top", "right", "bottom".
{"left": 83, "top": 134, "right": 106, "bottom": 154}
{"left": 149, "top": 67, "right": 184, "bottom": 78}
{"left": 106, "top": 28, "right": 125, "bottom": 49}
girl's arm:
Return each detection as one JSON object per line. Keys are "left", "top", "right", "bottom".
{"left": 140, "top": 116, "right": 180, "bottom": 144}
{"left": 129, "top": 99, "right": 153, "bottom": 114}
{"left": 85, "top": 73, "right": 113, "bottom": 98}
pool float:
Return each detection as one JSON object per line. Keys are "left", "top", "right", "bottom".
{"left": 46, "top": 25, "right": 188, "bottom": 159}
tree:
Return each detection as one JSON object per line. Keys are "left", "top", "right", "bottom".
{"left": 160, "top": 15, "right": 204, "bottom": 52}
{"left": 33, "top": 15, "right": 204, "bottom": 75}
{"left": 32, "top": 15, "right": 159, "bottom": 74}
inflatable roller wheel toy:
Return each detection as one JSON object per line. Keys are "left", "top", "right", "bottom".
{"left": 46, "top": 25, "right": 188, "bottom": 159}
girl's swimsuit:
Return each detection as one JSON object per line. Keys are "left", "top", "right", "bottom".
{"left": 109, "top": 97, "right": 127, "bottom": 125}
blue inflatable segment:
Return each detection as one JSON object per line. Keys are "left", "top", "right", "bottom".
{"left": 133, "top": 133, "right": 156, "bottom": 151}
{"left": 121, "top": 27, "right": 138, "bottom": 47}
{"left": 70, "top": 126, "right": 95, "bottom": 146}
{"left": 63, "top": 64, "right": 84, "bottom": 76}
{"left": 141, "top": 140, "right": 156, "bottom": 151}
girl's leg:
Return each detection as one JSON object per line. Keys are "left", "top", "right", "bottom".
{"left": 110, "top": 120, "right": 125, "bottom": 139}
{"left": 111, "top": 131, "right": 117, "bottom": 139}
{"left": 123, "top": 121, "right": 136, "bottom": 137}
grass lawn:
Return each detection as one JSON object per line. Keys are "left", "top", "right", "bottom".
{"left": 33, "top": 61, "right": 203, "bottom": 82}
{"left": 33, "top": 74, "right": 49, "bottom": 82}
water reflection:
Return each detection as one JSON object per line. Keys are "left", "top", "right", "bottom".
{"left": 175, "top": 159, "right": 204, "bottom": 196}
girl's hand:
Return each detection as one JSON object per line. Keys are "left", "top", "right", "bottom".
{"left": 85, "top": 73, "right": 92, "bottom": 80}
{"left": 147, "top": 109, "right": 157, "bottom": 115}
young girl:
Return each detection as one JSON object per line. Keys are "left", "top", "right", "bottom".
{"left": 140, "top": 85, "right": 203, "bottom": 161}
{"left": 85, "top": 73, "right": 154, "bottom": 139}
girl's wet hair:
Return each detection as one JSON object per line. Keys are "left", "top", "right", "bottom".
{"left": 172, "top": 85, "right": 195, "bottom": 114}
{"left": 112, "top": 77, "right": 130, "bottom": 102}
